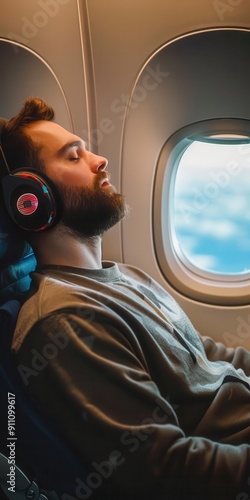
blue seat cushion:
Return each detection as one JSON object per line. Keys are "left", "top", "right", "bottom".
{"left": 0, "top": 205, "right": 37, "bottom": 302}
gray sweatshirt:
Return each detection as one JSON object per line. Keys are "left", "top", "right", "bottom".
{"left": 12, "top": 262, "right": 250, "bottom": 499}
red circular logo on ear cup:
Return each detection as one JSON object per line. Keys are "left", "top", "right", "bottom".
{"left": 16, "top": 193, "right": 39, "bottom": 215}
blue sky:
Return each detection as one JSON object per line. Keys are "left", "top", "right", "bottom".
{"left": 173, "top": 141, "right": 250, "bottom": 275}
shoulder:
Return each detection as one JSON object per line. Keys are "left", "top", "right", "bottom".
{"left": 12, "top": 271, "right": 84, "bottom": 351}
{"left": 117, "top": 262, "right": 153, "bottom": 284}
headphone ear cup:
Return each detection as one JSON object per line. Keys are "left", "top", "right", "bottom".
{"left": 2, "top": 170, "right": 62, "bottom": 232}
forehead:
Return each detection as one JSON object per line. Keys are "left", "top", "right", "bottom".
{"left": 25, "top": 120, "right": 80, "bottom": 154}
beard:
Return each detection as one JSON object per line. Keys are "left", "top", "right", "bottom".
{"left": 56, "top": 172, "right": 129, "bottom": 240}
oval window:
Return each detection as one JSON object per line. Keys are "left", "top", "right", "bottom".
{"left": 153, "top": 119, "right": 250, "bottom": 305}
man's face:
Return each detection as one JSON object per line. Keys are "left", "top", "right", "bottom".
{"left": 25, "top": 121, "right": 128, "bottom": 238}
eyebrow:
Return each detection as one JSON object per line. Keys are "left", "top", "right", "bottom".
{"left": 56, "top": 139, "right": 86, "bottom": 157}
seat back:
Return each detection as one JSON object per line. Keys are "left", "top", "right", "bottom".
{"left": 0, "top": 303, "right": 88, "bottom": 499}
{"left": 0, "top": 300, "right": 56, "bottom": 499}
{"left": 0, "top": 211, "right": 87, "bottom": 499}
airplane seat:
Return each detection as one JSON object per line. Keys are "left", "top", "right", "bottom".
{"left": 0, "top": 215, "right": 37, "bottom": 306}
{"left": 0, "top": 211, "right": 88, "bottom": 499}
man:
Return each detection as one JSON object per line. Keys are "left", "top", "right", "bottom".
{"left": 1, "top": 97, "right": 250, "bottom": 499}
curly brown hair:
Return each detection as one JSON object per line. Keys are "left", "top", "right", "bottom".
{"left": 1, "top": 97, "right": 55, "bottom": 172}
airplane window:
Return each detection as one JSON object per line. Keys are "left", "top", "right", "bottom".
{"left": 173, "top": 138, "right": 250, "bottom": 275}
{"left": 153, "top": 120, "right": 250, "bottom": 305}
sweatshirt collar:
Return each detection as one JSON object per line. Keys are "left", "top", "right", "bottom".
{"left": 35, "top": 261, "right": 122, "bottom": 283}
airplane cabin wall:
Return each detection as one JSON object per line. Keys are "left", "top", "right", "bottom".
{"left": 0, "top": 0, "right": 249, "bottom": 346}
{"left": 86, "top": 0, "right": 250, "bottom": 346}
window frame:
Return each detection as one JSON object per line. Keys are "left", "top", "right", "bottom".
{"left": 153, "top": 118, "right": 250, "bottom": 306}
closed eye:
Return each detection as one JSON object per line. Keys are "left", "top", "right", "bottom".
{"left": 69, "top": 157, "right": 80, "bottom": 162}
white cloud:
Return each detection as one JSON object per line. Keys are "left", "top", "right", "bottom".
{"left": 189, "top": 253, "right": 218, "bottom": 271}
{"left": 199, "top": 219, "right": 238, "bottom": 240}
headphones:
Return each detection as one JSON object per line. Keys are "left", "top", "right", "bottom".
{"left": 0, "top": 117, "right": 62, "bottom": 232}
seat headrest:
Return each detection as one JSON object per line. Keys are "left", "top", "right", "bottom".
{"left": 0, "top": 205, "right": 36, "bottom": 303}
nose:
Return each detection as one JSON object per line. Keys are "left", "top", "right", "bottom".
{"left": 91, "top": 152, "right": 108, "bottom": 172}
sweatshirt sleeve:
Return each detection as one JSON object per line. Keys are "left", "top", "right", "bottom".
{"left": 12, "top": 311, "right": 250, "bottom": 500}
{"left": 202, "top": 335, "right": 250, "bottom": 376}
